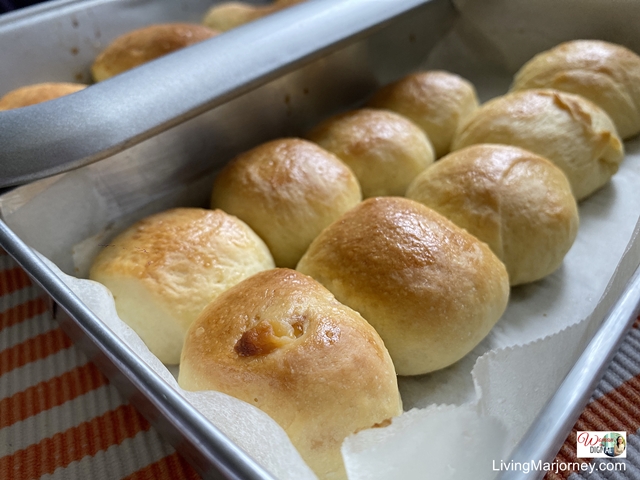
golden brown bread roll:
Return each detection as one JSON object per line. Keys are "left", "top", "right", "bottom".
{"left": 511, "top": 40, "right": 640, "bottom": 139}
{"left": 297, "top": 197, "right": 509, "bottom": 376}
{"left": 211, "top": 138, "right": 362, "bottom": 268}
{"left": 306, "top": 108, "right": 435, "bottom": 198}
{"left": 452, "top": 89, "right": 624, "bottom": 200}
{"left": 367, "top": 71, "right": 479, "bottom": 158}
{"left": 0, "top": 82, "right": 86, "bottom": 110}
{"left": 179, "top": 268, "right": 402, "bottom": 480}
{"left": 89, "top": 208, "right": 274, "bottom": 364}
{"left": 203, "top": 0, "right": 305, "bottom": 32}
{"left": 406, "top": 144, "right": 579, "bottom": 286}
{"left": 91, "top": 23, "right": 218, "bottom": 82}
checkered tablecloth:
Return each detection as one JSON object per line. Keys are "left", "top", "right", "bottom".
{"left": 0, "top": 247, "right": 638, "bottom": 480}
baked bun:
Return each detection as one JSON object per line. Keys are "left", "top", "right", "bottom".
{"left": 367, "top": 71, "right": 479, "bottom": 158}
{"left": 511, "top": 40, "right": 640, "bottom": 139}
{"left": 211, "top": 138, "right": 362, "bottom": 268}
{"left": 91, "top": 23, "right": 218, "bottom": 82}
{"left": 179, "top": 268, "right": 402, "bottom": 480}
{"left": 0, "top": 82, "right": 86, "bottom": 110}
{"left": 306, "top": 108, "right": 435, "bottom": 197}
{"left": 203, "top": 0, "right": 305, "bottom": 31}
{"left": 452, "top": 89, "right": 624, "bottom": 200}
{"left": 273, "top": 0, "right": 306, "bottom": 6}
{"left": 406, "top": 144, "right": 579, "bottom": 286}
{"left": 89, "top": 208, "right": 274, "bottom": 364}
{"left": 203, "top": 2, "right": 269, "bottom": 31}
{"left": 297, "top": 197, "right": 509, "bottom": 376}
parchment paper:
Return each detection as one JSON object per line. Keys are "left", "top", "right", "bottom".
{"left": 2, "top": 1, "right": 640, "bottom": 479}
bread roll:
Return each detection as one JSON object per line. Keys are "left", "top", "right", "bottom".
{"left": 307, "top": 108, "right": 435, "bottom": 198}
{"left": 297, "top": 197, "right": 509, "bottom": 375}
{"left": 273, "top": 0, "right": 306, "bottom": 6}
{"left": 406, "top": 144, "right": 579, "bottom": 285}
{"left": 89, "top": 208, "right": 274, "bottom": 364}
{"left": 367, "top": 71, "right": 479, "bottom": 158}
{"left": 0, "top": 82, "right": 86, "bottom": 110}
{"left": 202, "top": 2, "right": 269, "bottom": 31}
{"left": 511, "top": 40, "right": 640, "bottom": 139}
{"left": 211, "top": 138, "right": 362, "bottom": 268}
{"left": 452, "top": 89, "right": 624, "bottom": 200}
{"left": 179, "top": 268, "right": 402, "bottom": 480}
{"left": 203, "top": 0, "right": 305, "bottom": 31}
{"left": 91, "top": 23, "right": 218, "bottom": 82}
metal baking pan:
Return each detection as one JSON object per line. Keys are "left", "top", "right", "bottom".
{"left": 0, "top": 0, "right": 455, "bottom": 478}
{"left": 1, "top": 0, "right": 639, "bottom": 479}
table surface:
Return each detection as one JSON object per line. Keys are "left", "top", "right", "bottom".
{"left": 0, "top": 247, "right": 637, "bottom": 480}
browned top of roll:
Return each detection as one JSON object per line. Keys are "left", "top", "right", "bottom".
{"left": 0, "top": 82, "right": 86, "bottom": 110}
{"left": 90, "top": 208, "right": 265, "bottom": 281}
{"left": 406, "top": 144, "right": 579, "bottom": 285}
{"left": 297, "top": 196, "right": 509, "bottom": 375}
{"left": 91, "top": 23, "right": 218, "bottom": 82}
{"left": 181, "top": 268, "right": 396, "bottom": 394}
{"left": 179, "top": 267, "right": 401, "bottom": 479}
{"left": 306, "top": 108, "right": 434, "bottom": 197}
{"left": 211, "top": 138, "right": 362, "bottom": 268}
{"left": 299, "top": 197, "right": 494, "bottom": 296}
{"left": 368, "top": 70, "right": 478, "bottom": 158}
{"left": 511, "top": 39, "right": 640, "bottom": 139}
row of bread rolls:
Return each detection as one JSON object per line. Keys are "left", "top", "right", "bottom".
{"left": 89, "top": 207, "right": 404, "bottom": 480}
{"left": 87, "top": 39, "right": 639, "bottom": 479}
{"left": 86, "top": 117, "right": 501, "bottom": 478}
{"left": 1, "top": 1, "right": 303, "bottom": 109}
{"left": 0, "top": 22, "right": 218, "bottom": 109}
{"left": 209, "top": 132, "right": 511, "bottom": 375}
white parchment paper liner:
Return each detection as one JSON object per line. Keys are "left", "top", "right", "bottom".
{"left": 2, "top": 1, "right": 640, "bottom": 478}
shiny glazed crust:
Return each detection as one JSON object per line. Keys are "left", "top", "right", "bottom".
{"left": 91, "top": 23, "right": 218, "bottom": 82}
{"left": 0, "top": 82, "right": 86, "bottom": 110}
{"left": 297, "top": 197, "right": 510, "bottom": 375}
{"left": 368, "top": 70, "right": 479, "bottom": 158}
{"left": 89, "top": 208, "right": 274, "bottom": 364}
{"left": 179, "top": 268, "right": 402, "bottom": 480}
{"left": 452, "top": 89, "right": 624, "bottom": 200}
{"left": 511, "top": 40, "right": 640, "bottom": 139}
{"left": 211, "top": 138, "right": 362, "bottom": 268}
{"left": 406, "top": 144, "right": 579, "bottom": 285}
{"left": 307, "top": 108, "right": 434, "bottom": 198}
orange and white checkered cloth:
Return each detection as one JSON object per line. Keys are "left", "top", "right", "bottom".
{"left": 0, "top": 247, "right": 638, "bottom": 479}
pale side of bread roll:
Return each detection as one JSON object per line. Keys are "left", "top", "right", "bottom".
{"left": 91, "top": 23, "right": 218, "bottom": 82}
{"left": 211, "top": 138, "right": 362, "bottom": 268}
{"left": 452, "top": 89, "right": 624, "bottom": 200}
{"left": 297, "top": 197, "right": 510, "bottom": 376}
{"left": 179, "top": 268, "right": 402, "bottom": 480}
{"left": 89, "top": 208, "right": 275, "bottom": 364}
{"left": 306, "top": 108, "right": 435, "bottom": 198}
{"left": 203, "top": 0, "right": 305, "bottom": 32}
{"left": 0, "top": 82, "right": 86, "bottom": 110}
{"left": 511, "top": 40, "right": 640, "bottom": 139}
{"left": 406, "top": 144, "right": 580, "bottom": 286}
{"left": 368, "top": 71, "right": 479, "bottom": 158}
{"left": 203, "top": 2, "right": 270, "bottom": 31}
